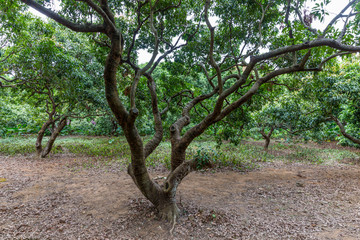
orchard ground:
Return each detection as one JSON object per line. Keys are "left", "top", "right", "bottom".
{"left": 1, "top": 137, "right": 360, "bottom": 239}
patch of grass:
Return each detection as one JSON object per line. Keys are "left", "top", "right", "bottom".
{"left": 145, "top": 141, "right": 171, "bottom": 169}
{"left": 272, "top": 142, "right": 297, "bottom": 150}
{"left": 318, "top": 148, "right": 359, "bottom": 164}
{"left": 274, "top": 144, "right": 358, "bottom": 165}
{"left": 58, "top": 137, "right": 130, "bottom": 158}
{"left": 0, "top": 137, "right": 35, "bottom": 155}
{"left": 1, "top": 136, "right": 358, "bottom": 170}
{"left": 187, "top": 142, "right": 274, "bottom": 172}
{"left": 285, "top": 148, "right": 324, "bottom": 164}
{"left": 0, "top": 136, "right": 131, "bottom": 158}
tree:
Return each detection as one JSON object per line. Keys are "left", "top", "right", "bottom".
{"left": 0, "top": 16, "right": 107, "bottom": 157}
{"left": 252, "top": 89, "right": 323, "bottom": 150}
{"left": 302, "top": 56, "right": 360, "bottom": 146}
{"left": 14, "top": 0, "right": 360, "bottom": 219}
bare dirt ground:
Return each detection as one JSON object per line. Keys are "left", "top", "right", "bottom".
{"left": 1, "top": 145, "right": 360, "bottom": 239}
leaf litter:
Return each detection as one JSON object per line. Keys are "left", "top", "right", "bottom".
{"left": 0, "top": 151, "right": 360, "bottom": 239}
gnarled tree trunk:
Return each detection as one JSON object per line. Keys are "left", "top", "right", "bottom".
{"left": 103, "top": 31, "right": 182, "bottom": 219}
{"left": 20, "top": 0, "right": 360, "bottom": 226}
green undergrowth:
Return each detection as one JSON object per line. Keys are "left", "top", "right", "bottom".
{"left": 0, "top": 136, "right": 131, "bottom": 158}
{"left": 189, "top": 142, "right": 274, "bottom": 172}
{"left": 0, "top": 136, "right": 358, "bottom": 171}
{"left": 272, "top": 142, "right": 359, "bottom": 164}
{"left": 0, "top": 137, "right": 35, "bottom": 155}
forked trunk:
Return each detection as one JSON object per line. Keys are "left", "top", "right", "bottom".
{"left": 36, "top": 119, "right": 53, "bottom": 157}
{"left": 128, "top": 153, "right": 181, "bottom": 221}
{"left": 40, "top": 118, "right": 67, "bottom": 158}
{"left": 260, "top": 126, "right": 274, "bottom": 151}
{"left": 103, "top": 31, "right": 193, "bottom": 221}
{"left": 127, "top": 141, "right": 192, "bottom": 221}
{"left": 36, "top": 118, "right": 67, "bottom": 158}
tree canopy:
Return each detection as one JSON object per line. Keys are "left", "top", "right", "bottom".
{"left": 2, "top": 0, "right": 360, "bottom": 220}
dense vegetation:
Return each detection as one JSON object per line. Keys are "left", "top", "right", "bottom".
{"left": 1, "top": 0, "right": 360, "bottom": 220}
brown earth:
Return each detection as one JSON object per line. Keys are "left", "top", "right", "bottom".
{"left": 1, "top": 147, "right": 360, "bottom": 239}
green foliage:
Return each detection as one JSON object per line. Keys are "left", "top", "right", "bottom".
{"left": 189, "top": 143, "right": 268, "bottom": 172}
{"left": 272, "top": 142, "right": 359, "bottom": 164}
{"left": 301, "top": 57, "right": 360, "bottom": 146}
{"left": 193, "top": 146, "right": 218, "bottom": 169}
{"left": 1, "top": 0, "right": 360, "bottom": 175}
{"left": 0, "top": 89, "right": 45, "bottom": 137}
{"left": 0, "top": 14, "right": 109, "bottom": 140}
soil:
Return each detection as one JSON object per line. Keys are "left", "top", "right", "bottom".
{"left": 1, "top": 143, "right": 360, "bottom": 239}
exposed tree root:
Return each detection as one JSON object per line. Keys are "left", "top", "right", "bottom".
{"left": 170, "top": 214, "right": 177, "bottom": 236}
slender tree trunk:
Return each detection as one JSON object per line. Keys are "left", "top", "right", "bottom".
{"left": 40, "top": 117, "right": 67, "bottom": 158}
{"left": 260, "top": 126, "right": 275, "bottom": 151}
{"left": 264, "top": 136, "right": 271, "bottom": 150}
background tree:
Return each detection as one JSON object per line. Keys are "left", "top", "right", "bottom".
{"left": 252, "top": 88, "right": 324, "bottom": 150}
{"left": 302, "top": 56, "right": 360, "bottom": 147}
{"left": 15, "top": 0, "right": 360, "bottom": 220}
{"left": 1, "top": 16, "right": 107, "bottom": 157}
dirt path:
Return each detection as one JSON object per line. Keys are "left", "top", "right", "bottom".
{"left": 1, "top": 155, "right": 360, "bottom": 239}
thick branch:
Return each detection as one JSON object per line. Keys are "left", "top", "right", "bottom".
{"left": 332, "top": 116, "right": 360, "bottom": 145}
{"left": 164, "top": 159, "right": 197, "bottom": 193}
{"left": 21, "top": 0, "right": 105, "bottom": 33}
{"left": 144, "top": 74, "right": 164, "bottom": 158}
{"left": 104, "top": 33, "right": 128, "bottom": 126}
